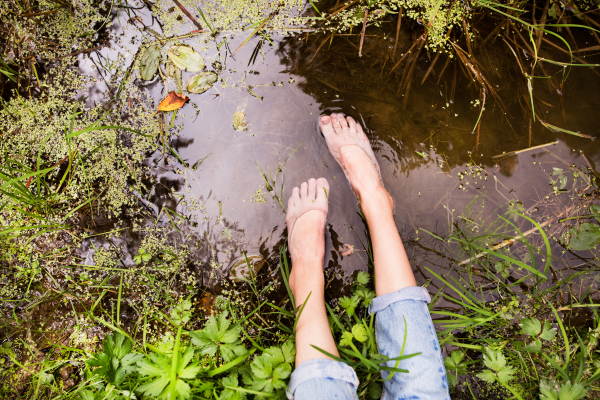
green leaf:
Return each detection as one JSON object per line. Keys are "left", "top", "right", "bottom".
{"left": 356, "top": 271, "right": 370, "bottom": 285}
{"left": 496, "top": 365, "right": 516, "bottom": 384}
{"left": 191, "top": 312, "right": 246, "bottom": 362}
{"left": 557, "top": 382, "right": 587, "bottom": 400}
{"left": 482, "top": 348, "right": 506, "bottom": 371}
{"left": 281, "top": 340, "right": 295, "bottom": 364}
{"left": 220, "top": 373, "right": 246, "bottom": 400}
{"left": 368, "top": 382, "right": 382, "bottom": 399}
{"left": 171, "top": 300, "right": 192, "bottom": 326}
{"left": 139, "top": 44, "right": 161, "bottom": 81}
{"left": 520, "top": 317, "right": 542, "bottom": 337}
{"left": 476, "top": 369, "right": 497, "bottom": 384}
{"left": 354, "top": 287, "right": 376, "bottom": 307}
{"left": 186, "top": 71, "right": 218, "bottom": 94}
{"left": 339, "top": 296, "right": 360, "bottom": 316}
{"left": 523, "top": 338, "right": 542, "bottom": 353}
{"left": 352, "top": 324, "right": 368, "bottom": 342}
{"left": 168, "top": 45, "right": 205, "bottom": 72}
{"left": 444, "top": 350, "right": 467, "bottom": 376}
{"left": 552, "top": 167, "right": 564, "bottom": 176}
{"left": 340, "top": 331, "right": 354, "bottom": 347}
{"left": 569, "top": 223, "right": 600, "bottom": 250}
{"left": 540, "top": 321, "right": 557, "bottom": 341}
{"left": 540, "top": 379, "right": 559, "bottom": 400}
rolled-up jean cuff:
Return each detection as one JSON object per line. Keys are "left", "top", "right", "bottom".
{"left": 286, "top": 359, "right": 359, "bottom": 398}
{"left": 368, "top": 286, "right": 431, "bottom": 314}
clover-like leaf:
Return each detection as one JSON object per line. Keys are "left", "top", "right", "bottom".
{"left": 482, "top": 348, "right": 506, "bottom": 372}
{"left": 281, "top": 339, "right": 295, "bottom": 364}
{"left": 495, "top": 365, "right": 516, "bottom": 384}
{"left": 171, "top": 299, "right": 192, "bottom": 326}
{"left": 220, "top": 373, "right": 246, "bottom": 400}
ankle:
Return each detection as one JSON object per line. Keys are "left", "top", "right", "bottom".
{"left": 359, "top": 186, "right": 393, "bottom": 217}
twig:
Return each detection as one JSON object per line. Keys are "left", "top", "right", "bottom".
{"left": 492, "top": 141, "right": 558, "bottom": 159}
{"left": 56, "top": 45, "right": 106, "bottom": 59}
{"left": 358, "top": 8, "right": 368, "bottom": 57}
{"left": 171, "top": 0, "right": 204, "bottom": 31}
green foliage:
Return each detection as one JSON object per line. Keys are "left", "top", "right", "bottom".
{"left": 86, "top": 332, "right": 143, "bottom": 388}
{"left": 443, "top": 350, "right": 467, "bottom": 389}
{"left": 476, "top": 348, "right": 516, "bottom": 385}
{"left": 190, "top": 312, "right": 248, "bottom": 362}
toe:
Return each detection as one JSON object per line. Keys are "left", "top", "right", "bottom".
{"left": 346, "top": 116, "right": 357, "bottom": 133}
{"left": 287, "top": 196, "right": 295, "bottom": 211}
{"left": 300, "top": 181, "right": 308, "bottom": 199}
{"left": 338, "top": 114, "right": 349, "bottom": 129}
{"left": 331, "top": 114, "right": 344, "bottom": 134}
{"left": 356, "top": 122, "right": 368, "bottom": 140}
{"left": 308, "top": 178, "right": 317, "bottom": 200}
{"left": 316, "top": 178, "right": 329, "bottom": 200}
{"left": 319, "top": 115, "right": 336, "bottom": 138}
{"left": 292, "top": 186, "right": 300, "bottom": 203}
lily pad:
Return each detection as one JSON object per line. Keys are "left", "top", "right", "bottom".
{"left": 167, "top": 45, "right": 205, "bottom": 72}
{"left": 233, "top": 111, "right": 246, "bottom": 131}
{"left": 186, "top": 71, "right": 218, "bottom": 94}
{"left": 229, "top": 255, "right": 267, "bottom": 281}
{"left": 139, "top": 44, "right": 161, "bottom": 81}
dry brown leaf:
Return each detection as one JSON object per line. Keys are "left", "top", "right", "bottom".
{"left": 339, "top": 243, "right": 354, "bottom": 257}
{"left": 157, "top": 91, "right": 189, "bottom": 113}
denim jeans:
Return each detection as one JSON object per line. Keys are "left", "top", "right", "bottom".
{"left": 287, "top": 286, "right": 450, "bottom": 400}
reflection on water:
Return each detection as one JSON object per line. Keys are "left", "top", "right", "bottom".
{"left": 80, "top": 5, "right": 599, "bottom": 291}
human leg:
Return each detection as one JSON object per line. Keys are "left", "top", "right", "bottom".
{"left": 320, "top": 114, "right": 450, "bottom": 399}
{"left": 286, "top": 178, "right": 358, "bottom": 400}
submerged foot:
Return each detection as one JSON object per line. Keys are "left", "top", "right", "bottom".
{"left": 286, "top": 178, "right": 329, "bottom": 292}
{"left": 319, "top": 114, "right": 392, "bottom": 207}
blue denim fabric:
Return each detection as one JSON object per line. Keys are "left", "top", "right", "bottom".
{"left": 287, "top": 358, "right": 359, "bottom": 400}
{"left": 288, "top": 286, "right": 450, "bottom": 400}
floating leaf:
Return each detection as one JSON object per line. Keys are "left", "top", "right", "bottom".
{"left": 233, "top": 111, "right": 246, "bottom": 131}
{"left": 157, "top": 91, "right": 189, "bottom": 112}
{"left": 167, "top": 45, "right": 205, "bottom": 72}
{"left": 568, "top": 222, "right": 600, "bottom": 250}
{"left": 187, "top": 71, "right": 218, "bottom": 94}
{"left": 139, "top": 45, "right": 160, "bottom": 81}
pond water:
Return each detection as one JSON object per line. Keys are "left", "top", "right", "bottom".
{"left": 79, "top": 4, "right": 600, "bottom": 297}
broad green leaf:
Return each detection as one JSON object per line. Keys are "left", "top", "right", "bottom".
{"left": 540, "top": 321, "right": 557, "bottom": 341}
{"left": 356, "top": 271, "right": 370, "bottom": 285}
{"left": 557, "top": 382, "right": 587, "bottom": 400}
{"left": 186, "top": 71, "right": 218, "bottom": 94}
{"left": 520, "top": 317, "right": 542, "bottom": 337}
{"left": 340, "top": 331, "right": 354, "bottom": 347}
{"left": 476, "top": 369, "right": 496, "bottom": 383}
{"left": 540, "top": 379, "right": 559, "bottom": 400}
{"left": 496, "top": 365, "right": 516, "bottom": 384}
{"left": 352, "top": 324, "right": 368, "bottom": 342}
{"left": 139, "top": 44, "right": 161, "bottom": 80}
{"left": 339, "top": 296, "right": 360, "bottom": 316}
{"left": 137, "top": 375, "right": 170, "bottom": 397}
{"left": 250, "top": 354, "right": 273, "bottom": 380}
{"left": 168, "top": 45, "right": 205, "bottom": 72}
{"left": 569, "top": 223, "right": 600, "bottom": 250}
{"left": 482, "top": 348, "right": 506, "bottom": 372}
{"left": 191, "top": 312, "right": 245, "bottom": 362}
{"left": 354, "top": 286, "right": 376, "bottom": 307}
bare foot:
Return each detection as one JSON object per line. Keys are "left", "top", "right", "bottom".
{"left": 319, "top": 114, "right": 392, "bottom": 208}
{"left": 286, "top": 178, "right": 329, "bottom": 293}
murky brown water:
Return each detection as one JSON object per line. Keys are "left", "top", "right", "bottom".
{"left": 78, "top": 5, "right": 600, "bottom": 294}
